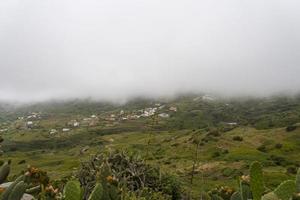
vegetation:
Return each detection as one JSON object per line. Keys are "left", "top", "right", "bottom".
{"left": 0, "top": 95, "right": 300, "bottom": 199}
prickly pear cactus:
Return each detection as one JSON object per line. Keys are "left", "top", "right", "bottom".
{"left": 250, "top": 161, "right": 264, "bottom": 200}
{"left": 7, "top": 180, "right": 27, "bottom": 200}
{"left": 25, "top": 185, "right": 41, "bottom": 194}
{"left": 262, "top": 192, "right": 279, "bottom": 200}
{"left": 211, "top": 194, "right": 224, "bottom": 200}
{"left": 1, "top": 175, "right": 25, "bottom": 200}
{"left": 107, "top": 184, "right": 119, "bottom": 200}
{"left": 63, "top": 180, "right": 82, "bottom": 200}
{"left": 240, "top": 183, "right": 251, "bottom": 200}
{"left": 230, "top": 192, "right": 241, "bottom": 200}
{"left": 88, "top": 183, "right": 103, "bottom": 200}
{"left": 0, "top": 161, "right": 10, "bottom": 184}
{"left": 273, "top": 180, "right": 295, "bottom": 200}
{"left": 296, "top": 168, "right": 300, "bottom": 193}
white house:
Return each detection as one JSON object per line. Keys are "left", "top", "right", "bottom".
{"left": 73, "top": 122, "right": 80, "bottom": 127}
{"left": 62, "top": 128, "right": 70, "bottom": 132}
{"left": 158, "top": 113, "right": 169, "bottom": 118}
{"left": 0, "top": 129, "right": 8, "bottom": 133}
{"left": 26, "top": 121, "right": 33, "bottom": 128}
{"left": 202, "top": 95, "right": 216, "bottom": 101}
{"left": 227, "top": 122, "right": 238, "bottom": 126}
{"left": 169, "top": 107, "right": 177, "bottom": 112}
{"left": 49, "top": 129, "right": 57, "bottom": 135}
{"left": 158, "top": 105, "right": 165, "bottom": 109}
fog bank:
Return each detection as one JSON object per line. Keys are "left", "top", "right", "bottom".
{"left": 0, "top": 0, "right": 300, "bottom": 102}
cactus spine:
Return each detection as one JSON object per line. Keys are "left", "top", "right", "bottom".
{"left": 250, "top": 161, "right": 264, "bottom": 200}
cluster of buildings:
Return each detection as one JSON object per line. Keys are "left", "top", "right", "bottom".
{"left": 8, "top": 104, "right": 178, "bottom": 136}
{"left": 117, "top": 105, "right": 177, "bottom": 121}
{"left": 0, "top": 128, "right": 8, "bottom": 133}
{"left": 49, "top": 104, "right": 178, "bottom": 135}
{"left": 13, "top": 112, "right": 44, "bottom": 130}
{"left": 193, "top": 94, "right": 216, "bottom": 102}
{"left": 49, "top": 115, "right": 100, "bottom": 135}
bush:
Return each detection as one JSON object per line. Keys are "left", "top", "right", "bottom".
{"left": 208, "top": 130, "right": 220, "bottom": 137}
{"left": 274, "top": 143, "right": 283, "bottom": 149}
{"left": 124, "top": 187, "right": 172, "bottom": 200}
{"left": 286, "top": 125, "right": 297, "bottom": 132}
{"left": 222, "top": 167, "right": 236, "bottom": 177}
{"left": 199, "top": 142, "right": 205, "bottom": 146}
{"left": 286, "top": 166, "right": 297, "bottom": 174}
{"left": 208, "top": 186, "right": 235, "bottom": 200}
{"left": 269, "top": 155, "right": 288, "bottom": 166}
{"left": 222, "top": 149, "right": 229, "bottom": 154}
{"left": 77, "top": 150, "right": 182, "bottom": 199}
{"left": 160, "top": 175, "right": 181, "bottom": 200}
{"left": 212, "top": 151, "right": 221, "bottom": 158}
{"left": 257, "top": 145, "right": 268, "bottom": 152}
{"left": 232, "top": 136, "right": 243, "bottom": 141}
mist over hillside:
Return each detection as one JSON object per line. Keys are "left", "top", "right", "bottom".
{"left": 1, "top": 1, "right": 300, "bottom": 199}
{"left": 1, "top": 1, "right": 300, "bottom": 102}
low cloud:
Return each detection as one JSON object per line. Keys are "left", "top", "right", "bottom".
{"left": 0, "top": 0, "right": 300, "bottom": 102}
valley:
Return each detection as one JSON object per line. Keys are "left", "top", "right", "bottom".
{"left": 1, "top": 95, "right": 300, "bottom": 198}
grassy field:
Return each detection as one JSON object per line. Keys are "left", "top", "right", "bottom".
{"left": 1, "top": 96, "right": 300, "bottom": 197}
{"left": 2, "top": 125, "right": 299, "bottom": 197}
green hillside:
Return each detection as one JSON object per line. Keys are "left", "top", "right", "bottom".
{"left": 0, "top": 95, "right": 300, "bottom": 199}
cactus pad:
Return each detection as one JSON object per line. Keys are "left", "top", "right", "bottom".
{"left": 250, "top": 161, "right": 264, "bottom": 200}
{"left": 8, "top": 181, "right": 27, "bottom": 200}
{"left": 88, "top": 183, "right": 104, "bottom": 200}
{"left": 274, "top": 180, "right": 295, "bottom": 200}
{"left": 63, "top": 180, "right": 82, "bottom": 200}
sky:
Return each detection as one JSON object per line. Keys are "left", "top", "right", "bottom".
{"left": 0, "top": 0, "right": 300, "bottom": 102}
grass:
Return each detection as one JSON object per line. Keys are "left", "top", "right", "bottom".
{"left": 1, "top": 119, "right": 300, "bottom": 196}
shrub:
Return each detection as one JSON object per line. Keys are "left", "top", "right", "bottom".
{"left": 220, "top": 126, "right": 236, "bottom": 133}
{"left": 269, "top": 155, "right": 288, "bottom": 166}
{"left": 222, "top": 167, "right": 236, "bottom": 177}
{"left": 199, "top": 142, "right": 205, "bottom": 146}
{"left": 208, "top": 130, "right": 220, "bottom": 137}
{"left": 212, "top": 151, "right": 221, "bottom": 158}
{"left": 77, "top": 150, "right": 182, "bottom": 199}
{"left": 232, "top": 136, "right": 243, "bottom": 141}
{"left": 286, "top": 166, "right": 297, "bottom": 174}
{"left": 124, "top": 187, "right": 172, "bottom": 200}
{"left": 222, "top": 149, "right": 229, "bottom": 154}
{"left": 286, "top": 125, "right": 297, "bottom": 132}
{"left": 257, "top": 145, "right": 268, "bottom": 153}
{"left": 208, "top": 186, "right": 235, "bottom": 200}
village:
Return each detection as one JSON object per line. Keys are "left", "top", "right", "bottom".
{"left": 0, "top": 103, "right": 178, "bottom": 137}
{"left": 0, "top": 94, "right": 241, "bottom": 138}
